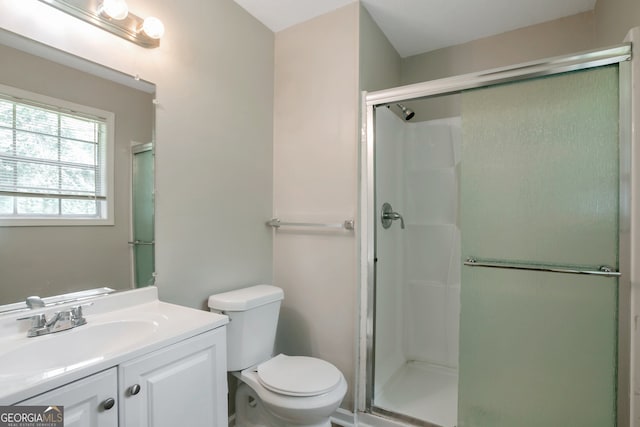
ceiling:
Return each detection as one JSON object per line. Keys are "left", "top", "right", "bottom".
{"left": 233, "top": 0, "right": 597, "bottom": 57}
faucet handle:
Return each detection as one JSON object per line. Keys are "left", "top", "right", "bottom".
{"left": 70, "top": 302, "right": 93, "bottom": 325}
{"left": 71, "top": 302, "right": 93, "bottom": 315}
{"left": 26, "top": 296, "right": 45, "bottom": 309}
{"left": 17, "top": 313, "right": 47, "bottom": 329}
{"left": 381, "top": 203, "right": 406, "bottom": 229}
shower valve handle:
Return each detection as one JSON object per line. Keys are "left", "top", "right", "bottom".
{"left": 381, "top": 203, "right": 405, "bottom": 229}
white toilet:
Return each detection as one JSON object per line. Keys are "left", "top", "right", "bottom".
{"left": 208, "top": 284, "right": 347, "bottom": 427}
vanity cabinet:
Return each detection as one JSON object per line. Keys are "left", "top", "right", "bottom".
{"left": 20, "top": 368, "right": 118, "bottom": 427}
{"left": 16, "top": 328, "right": 227, "bottom": 427}
{"left": 119, "top": 328, "right": 227, "bottom": 427}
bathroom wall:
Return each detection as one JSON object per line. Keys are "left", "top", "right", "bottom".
{"left": 627, "top": 26, "right": 640, "bottom": 427}
{"left": 358, "top": 4, "right": 403, "bottom": 404}
{"left": 359, "top": 5, "right": 401, "bottom": 92}
{"left": 594, "top": 0, "right": 640, "bottom": 45}
{"left": 397, "top": 2, "right": 640, "bottom": 87}
{"left": 272, "top": 3, "right": 360, "bottom": 410}
{"left": 401, "top": 12, "right": 596, "bottom": 85}
{"left": 0, "top": 0, "right": 275, "bottom": 309}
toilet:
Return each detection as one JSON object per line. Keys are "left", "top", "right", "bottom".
{"left": 208, "top": 285, "right": 347, "bottom": 427}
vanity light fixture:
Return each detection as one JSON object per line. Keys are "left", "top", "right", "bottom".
{"left": 37, "top": 0, "right": 164, "bottom": 48}
{"left": 98, "top": 0, "right": 128, "bottom": 20}
{"left": 140, "top": 16, "right": 165, "bottom": 40}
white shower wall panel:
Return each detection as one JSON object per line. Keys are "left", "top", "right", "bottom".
{"left": 403, "top": 232, "right": 460, "bottom": 367}
{"left": 374, "top": 107, "right": 407, "bottom": 391}
{"left": 404, "top": 280, "right": 449, "bottom": 363}
{"left": 405, "top": 169, "right": 457, "bottom": 224}
{"left": 402, "top": 117, "right": 461, "bottom": 369}
{"left": 448, "top": 227, "right": 462, "bottom": 286}
{"left": 404, "top": 224, "right": 456, "bottom": 284}
{"left": 405, "top": 121, "right": 457, "bottom": 169}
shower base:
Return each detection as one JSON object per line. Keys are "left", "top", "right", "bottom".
{"left": 374, "top": 361, "right": 458, "bottom": 427}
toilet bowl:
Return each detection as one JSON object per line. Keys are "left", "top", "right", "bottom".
{"left": 236, "top": 355, "right": 348, "bottom": 427}
{"left": 208, "top": 285, "right": 347, "bottom": 427}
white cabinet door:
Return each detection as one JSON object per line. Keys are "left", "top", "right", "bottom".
{"left": 19, "top": 368, "right": 118, "bottom": 427}
{"left": 119, "top": 328, "right": 227, "bottom": 427}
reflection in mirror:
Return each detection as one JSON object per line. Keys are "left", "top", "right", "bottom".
{"left": 0, "top": 30, "right": 155, "bottom": 308}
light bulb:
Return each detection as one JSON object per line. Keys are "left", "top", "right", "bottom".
{"left": 100, "top": 0, "right": 129, "bottom": 20}
{"left": 141, "top": 17, "right": 165, "bottom": 39}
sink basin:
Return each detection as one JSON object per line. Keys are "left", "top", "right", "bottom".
{"left": 0, "top": 286, "right": 228, "bottom": 404}
{"left": 0, "top": 320, "right": 158, "bottom": 380}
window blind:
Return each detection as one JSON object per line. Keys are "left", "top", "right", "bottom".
{"left": 0, "top": 94, "right": 107, "bottom": 217}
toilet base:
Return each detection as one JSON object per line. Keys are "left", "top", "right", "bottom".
{"left": 235, "top": 382, "right": 332, "bottom": 427}
{"left": 235, "top": 382, "right": 270, "bottom": 427}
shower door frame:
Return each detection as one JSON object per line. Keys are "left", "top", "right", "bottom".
{"left": 358, "top": 43, "right": 633, "bottom": 427}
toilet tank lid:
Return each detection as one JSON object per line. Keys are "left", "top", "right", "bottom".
{"left": 208, "top": 284, "right": 284, "bottom": 311}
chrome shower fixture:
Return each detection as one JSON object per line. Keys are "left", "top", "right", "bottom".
{"left": 397, "top": 103, "right": 415, "bottom": 121}
{"left": 385, "top": 103, "right": 416, "bottom": 121}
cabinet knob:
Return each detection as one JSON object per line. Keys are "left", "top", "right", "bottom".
{"left": 102, "top": 398, "right": 115, "bottom": 410}
{"left": 128, "top": 384, "right": 141, "bottom": 396}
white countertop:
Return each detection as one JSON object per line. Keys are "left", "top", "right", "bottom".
{"left": 0, "top": 286, "right": 228, "bottom": 404}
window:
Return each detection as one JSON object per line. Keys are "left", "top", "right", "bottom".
{"left": 0, "top": 84, "right": 114, "bottom": 226}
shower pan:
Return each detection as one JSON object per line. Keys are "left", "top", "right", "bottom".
{"left": 359, "top": 44, "right": 633, "bottom": 427}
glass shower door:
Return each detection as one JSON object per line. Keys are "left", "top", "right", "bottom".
{"left": 459, "top": 66, "right": 619, "bottom": 427}
{"left": 132, "top": 144, "right": 155, "bottom": 287}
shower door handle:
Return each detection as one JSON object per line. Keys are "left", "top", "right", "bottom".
{"left": 381, "top": 202, "right": 405, "bottom": 229}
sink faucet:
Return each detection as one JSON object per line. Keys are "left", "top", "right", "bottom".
{"left": 17, "top": 303, "right": 92, "bottom": 337}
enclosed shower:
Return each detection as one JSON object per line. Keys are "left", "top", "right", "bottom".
{"left": 360, "top": 44, "right": 632, "bottom": 427}
{"left": 374, "top": 103, "right": 461, "bottom": 427}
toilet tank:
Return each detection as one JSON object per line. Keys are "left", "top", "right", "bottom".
{"left": 208, "top": 284, "right": 284, "bottom": 371}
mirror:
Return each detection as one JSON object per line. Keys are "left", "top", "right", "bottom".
{"left": 0, "top": 29, "right": 155, "bottom": 307}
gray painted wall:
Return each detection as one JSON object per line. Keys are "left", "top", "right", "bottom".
{"left": 595, "top": 0, "right": 640, "bottom": 45}
{"left": 359, "top": 4, "right": 401, "bottom": 92}
{"left": 150, "top": 0, "right": 275, "bottom": 310}
{"left": 273, "top": 3, "right": 360, "bottom": 410}
{"left": 398, "top": 12, "right": 597, "bottom": 121}
{"left": 0, "top": 0, "right": 275, "bottom": 311}
{"left": 400, "top": 12, "right": 596, "bottom": 85}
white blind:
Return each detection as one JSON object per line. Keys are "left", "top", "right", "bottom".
{"left": 0, "top": 94, "right": 107, "bottom": 217}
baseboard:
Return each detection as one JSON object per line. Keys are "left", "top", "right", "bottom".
{"left": 357, "top": 412, "right": 411, "bottom": 427}
{"left": 231, "top": 408, "right": 354, "bottom": 427}
{"left": 332, "top": 408, "right": 356, "bottom": 427}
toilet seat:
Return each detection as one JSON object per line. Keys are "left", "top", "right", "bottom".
{"left": 256, "top": 354, "right": 342, "bottom": 397}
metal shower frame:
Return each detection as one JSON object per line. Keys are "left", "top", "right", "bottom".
{"left": 357, "top": 43, "right": 633, "bottom": 427}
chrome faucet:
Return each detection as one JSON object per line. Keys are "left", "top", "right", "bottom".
{"left": 17, "top": 303, "right": 92, "bottom": 337}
